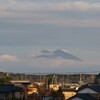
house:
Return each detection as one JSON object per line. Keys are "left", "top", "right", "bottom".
{"left": 42, "top": 95, "right": 53, "bottom": 100}
{"left": 26, "top": 84, "right": 38, "bottom": 94}
{"left": 13, "top": 82, "right": 39, "bottom": 99}
{"left": 0, "top": 84, "right": 24, "bottom": 100}
{"left": 68, "top": 84, "right": 100, "bottom": 100}
{"left": 77, "top": 84, "right": 100, "bottom": 99}
{"left": 77, "top": 84, "right": 100, "bottom": 94}
{"left": 42, "top": 95, "right": 63, "bottom": 100}
{"left": 67, "top": 93, "right": 97, "bottom": 100}
{"left": 62, "top": 88, "right": 76, "bottom": 100}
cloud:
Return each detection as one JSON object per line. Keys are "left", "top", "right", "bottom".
{"left": 0, "top": 51, "right": 99, "bottom": 73}
{"left": 31, "top": 19, "right": 100, "bottom": 28}
{"left": 1, "top": 18, "right": 100, "bottom": 28}
{"left": 0, "top": 54, "right": 17, "bottom": 62}
{"left": 0, "top": 0, "right": 100, "bottom": 28}
{"left": 41, "top": 50, "right": 51, "bottom": 54}
{"left": 23, "top": 57, "right": 100, "bottom": 73}
{"left": 1, "top": 0, "right": 100, "bottom": 12}
{"left": 0, "top": 0, "right": 100, "bottom": 16}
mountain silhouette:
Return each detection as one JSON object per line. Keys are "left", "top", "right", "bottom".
{"left": 35, "top": 49, "right": 82, "bottom": 61}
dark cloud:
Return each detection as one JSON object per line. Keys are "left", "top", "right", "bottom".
{"left": 41, "top": 50, "right": 51, "bottom": 54}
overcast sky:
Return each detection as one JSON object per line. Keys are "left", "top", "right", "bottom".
{"left": 0, "top": 0, "right": 100, "bottom": 73}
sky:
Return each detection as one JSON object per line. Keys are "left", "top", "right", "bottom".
{"left": 0, "top": 0, "right": 100, "bottom": 73}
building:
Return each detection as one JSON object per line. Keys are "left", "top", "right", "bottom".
{"left": 68, "top": 84, "right": 100, "bottom": 100}
{"left": 62, "top": 89, "right": 76, "bottom": 100}
{"left": 67, "top": 93, "right": 97, "bottom": 100}
{"left": 0, "top": 84, "right": 24, "bottom": 100}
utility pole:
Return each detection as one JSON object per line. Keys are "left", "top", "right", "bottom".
{"left": 62, "top": 74, "right": 65, "bottom": 88}
{"left": 39, "top": 73, "right": 41, "bottom": 82}
{"left": 79, "top": 74, "right": 83, "bottom": 86}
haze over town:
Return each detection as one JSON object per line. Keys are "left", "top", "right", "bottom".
{"left": 0, "top": 0, "right": 100, "bottom": 73}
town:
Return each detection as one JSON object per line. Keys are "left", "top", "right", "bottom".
{"left": 0, "top": 71, "right": 100, "bottom": 100}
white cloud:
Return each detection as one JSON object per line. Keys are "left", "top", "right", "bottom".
{"left": 31, "top": 59, "right": 100, "bottom": 68}
{"left": 0, "top": 0, "right": 100, "bottom": 12}
{"left": 0, "top": 52, "right": 99, "bottom": 73}
{"left": 0, "top": 54, "right": 17, "bottom": 62}
{"left": 0, "top": 0, "right": 100, "bottom": 28}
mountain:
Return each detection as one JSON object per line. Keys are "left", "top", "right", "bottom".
{"left": 53, "top": 49, "right": 82, "bottom": 61}
{"left": 35, "top": 49, "right": 82, "bottom": 61}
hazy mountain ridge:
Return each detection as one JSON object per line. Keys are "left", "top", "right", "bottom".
{"left": 35, "top": 49, "right": 82, "bottom": 61}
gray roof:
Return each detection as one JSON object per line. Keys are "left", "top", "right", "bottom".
{"left": 68, "top": 93, "right": 97, "bottom": 100}
{"left": 78, "top": 84, "right": 100, "bottom": 93}
{"left": 0, "top": 84, "right": 24, "bottom": 93}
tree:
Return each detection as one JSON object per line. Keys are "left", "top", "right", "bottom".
{"left": 94, "top": 73, "right": 100, "bottom": 84}
{"left": 0, "top": 76, "right": 11, "bottom": 84}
